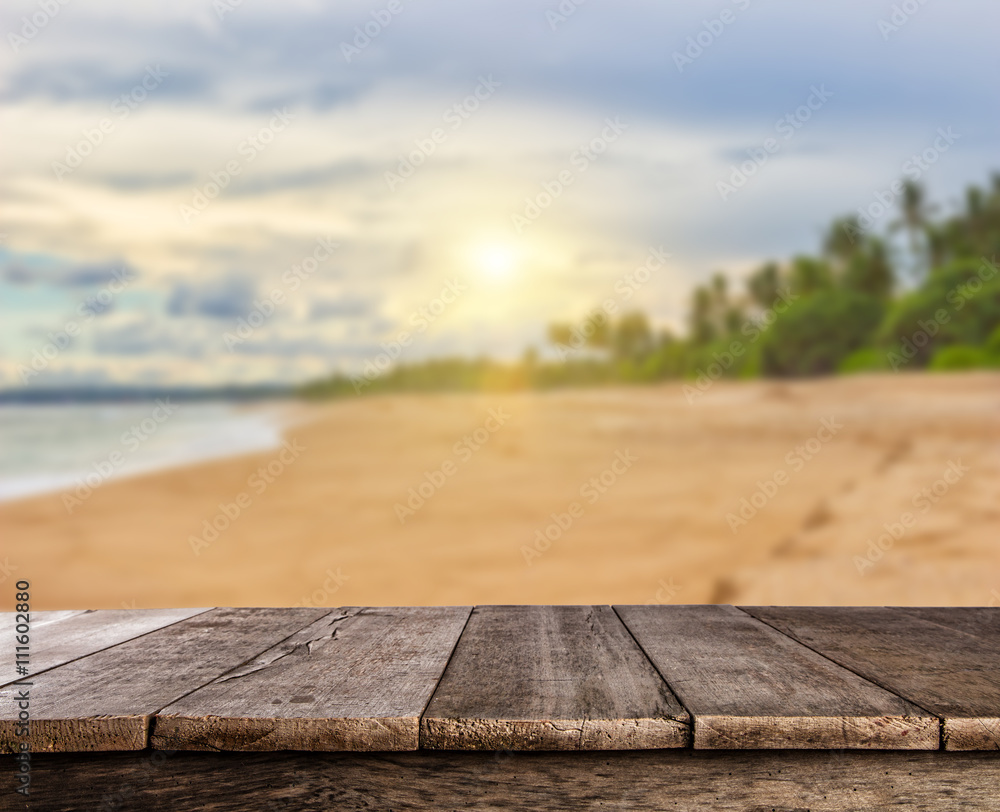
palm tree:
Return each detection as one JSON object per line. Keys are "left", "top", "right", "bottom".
{"left": 925, "top": 224, "right": 948, "bottom": 270}
{"left": 547, "top": 322, "right": 574, "bottom": 348}
{"left": 710, "top": 271, "right": 728, "bottom": 309}
{"left": 824, "top": 216, "right": 864, "bottom": 266}
{"left": 891, "top": 179, "right": 934, "bottom": 280}
{"left": 964, "top": 185, "right": 987, "bottom": 251}
{"left": 843, "top": 237, "right": 894, "bottom": 299}
{"left": 790, "top": 256, "right": 833, "bottom": 295}
{"left": 689, "top": 285, "right": 716, "bottom": 345}
{"left": 582, "top": 310, "right": 612, "bottom": 351}
{"left": 898, "top": 180, "right": 931, "bottom": 248}
{"left": 746, "top": 262, "right": 780, "bottom": 308}
{"left": 613, "top": 311, "right": 654, "bottom": 359}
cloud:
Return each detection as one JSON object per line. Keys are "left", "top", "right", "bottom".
{"left": 224, "top": 159, "right": 382, "bottom": 196}
{"left": 166, "top": 274, "right": 258, "bottom": 319}
{"left": 98, "top": 171, "right": 197, "bottom": 191}
{"left": 308, "top": 296, "right": 377, "bottom": 321}
{"left": 0, "top": 61, "right": 209, "bottom": 105}
{"left": 228, "top": 334, "right": 342, "bottom": 358}
{"left": 3, "top": 0, "right": 990, "bottom": 123}
{"left": 90, "top": 315, "right": 210, "bottom": 358}
{"left": 0, "top": 256, "right": 136, "bottom": 288}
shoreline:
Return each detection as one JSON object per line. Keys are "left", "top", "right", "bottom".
{"left": 0, "top": 399, "right": 311, "bottom": 505}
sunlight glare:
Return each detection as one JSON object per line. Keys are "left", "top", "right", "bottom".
{"left": 475, "top": 243, "right": 518, "bottom": 281}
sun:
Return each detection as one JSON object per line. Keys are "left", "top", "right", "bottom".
{"left": 474, "top": 243, "right": 519, "bottom": 281}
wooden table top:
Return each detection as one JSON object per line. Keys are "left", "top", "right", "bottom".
{"left": 2, "top": 605, "right": 998, "bottom": 754}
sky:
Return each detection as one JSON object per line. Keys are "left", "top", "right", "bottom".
{"left": 1, "top": 0, "right": 998, "bottom": 388}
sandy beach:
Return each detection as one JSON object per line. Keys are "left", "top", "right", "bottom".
{"left": 3, "top": 372, "right": 999, "bottom": 611}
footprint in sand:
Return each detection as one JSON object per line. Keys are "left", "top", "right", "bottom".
{"left": 801, "top": 500, "right": 832, "bottom": 531}
{"left": 708, "top": 577, "right": 739, "bottom": 604}
{"left": 876, "top": 438, "right": 913, "bottom": 473}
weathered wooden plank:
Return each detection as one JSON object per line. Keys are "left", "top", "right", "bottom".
{"left": 745, "top": 606, "right": 1000, "bottom": 751}
{"left": 0, "top": 610, "right": 88, "bottom": 639}
{"left": 421, "top": 605, "right": 689, "bottom": 750}
{"left": 1, "top": 611, "right": 87, "bottom": 683}
{"left": 615, "top": 604, "right": 937, "bottom": 749}
{"left": 0, "top": 607, "right": 328, "bottom": 754}
{"left": 152, "top": 606, "right": 471, "bottom": 752}
{"left": 10, "top": 750, "right": 1000, "bottom": 811}
{"left": 0, "top": 608, "right": 210, "bottom": 686}
{"left": 899, "top": 607, "right": 1000, "bottom": 641}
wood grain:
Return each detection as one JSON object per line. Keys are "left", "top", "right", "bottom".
{"left": 0, "top": 610, "right": 88, "bottom": 639}
{"left": 0, "top": 608, "right": 210, "bottom": 686}
{"left": 745, "top": 606, "right": 1000, "bottom": 751}
{"left": 11, "top": 750, "right": 1000, "bottom": 811}
{"left": 1, "top": 610, "right": 86, "bottom": 685}
{"left": 899, "top": 607, "right": 1000, "bottom": 641}
{"left": 0, "top": 607, "right": 328, "bottom": 753}
{"left": 152, "top": 606, "right": 471, "bottom": 752}
{"left": 615, "top": 604, "right": 937, "bottom": 749}
{"left": 421, "top": 605, "right": 689, "bottom": 750}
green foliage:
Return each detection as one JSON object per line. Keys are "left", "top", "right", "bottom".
{"left": 746, "top": 262, "right": 780, "bottom": 308}
{"left": 986, "top": 324, "right": 1000, "bottom": 356}
{"left": 737, "top": 341, "right": 763, "bottom": 378}
{"left": 689, "top": 285, "right": 717, "bottom": 344}
{"left": 583, "top": 309, "right": 612, "bottom": 350}
{"left": 684, "top": 335, "right": 759, "bottom": 379}
{"left": 842, "top": 238, "right": 894, "bottom": 299}
{"left": 641, "top": 340, "right": 689, "bottom": 379}
{"left": 837, "top": 348, "right": 889, "bottom": 374}
{"left": 789, "top": 256, "right": 834, "bottom": 296}
{"left": 613, "top": 311, "right": 654, "bottom": 359}
{"left": 928, "top": 345, "right": 997, "bottom": 371}
{"left": 877, "top": 258, "right": 1000, "bottom": 366}
{"left": 823, "top": 216, "right": 863, "bottom": 266}
{"left": 759, "top": 291, "right": 884, "bottom": 376}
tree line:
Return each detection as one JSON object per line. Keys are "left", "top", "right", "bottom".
{"left": 302, "top": 174, "right": 1000, "bottom": 398}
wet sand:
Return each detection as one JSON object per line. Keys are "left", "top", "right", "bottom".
{"left": 3, "top": 372, "right": 999, "bottom": 610}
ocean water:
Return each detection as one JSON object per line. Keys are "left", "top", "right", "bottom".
{"left": 0, "top": 401, "right": 289, "bottom": 503}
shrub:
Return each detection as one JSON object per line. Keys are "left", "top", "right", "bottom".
{"left": 928, "top": 345, "right": 996, "bottom": 371}
{"left": 877, "top": 258, "right": 1000, "bottom": 366}
{"left": 759, "top": 291, "right": 885, "bottom": 376}
{"left": 838, "top": 348, "right": 889, "bottom": 374}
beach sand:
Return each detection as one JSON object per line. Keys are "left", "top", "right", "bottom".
{"left": 4, "top": 372, "right": 999, "bottom": 610}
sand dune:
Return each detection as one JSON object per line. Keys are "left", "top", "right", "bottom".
{"left": 3, "top": 372, "right": 999, "bottom": 611}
